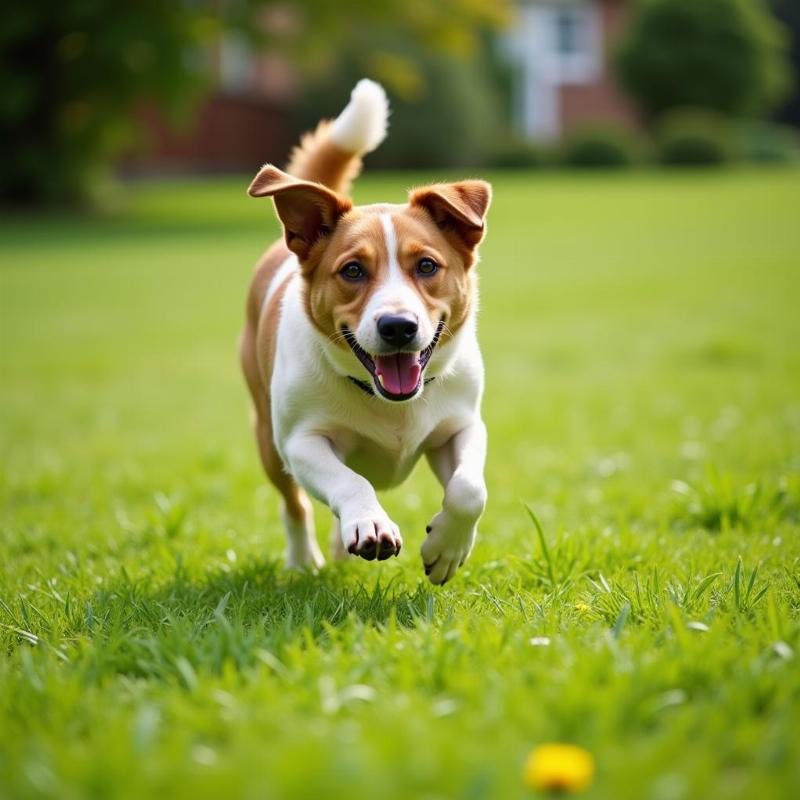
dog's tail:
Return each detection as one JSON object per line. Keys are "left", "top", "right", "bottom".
{"left": 285, "top": 79, "right": 389, "bottom": 197}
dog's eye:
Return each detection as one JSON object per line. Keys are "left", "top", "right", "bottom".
{"left": 417, "top": 257, "right": 438, "bottom": 276}
{"left": 340, "top": 261, "right": 366, "bottom": 282}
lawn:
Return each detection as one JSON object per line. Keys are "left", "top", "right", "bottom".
{"left": 1, "top": 167, "right": 799, "bottom": 799}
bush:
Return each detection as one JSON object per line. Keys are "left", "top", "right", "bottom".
{"left": 560, "top": 126, "right": 640, "bottom": 168}
{"left": 295, "top": 43, "right": 505, "bottom": 170}
{"left": 737, "top": 120, "right": 800, "bottom": 163}
{"left": 656, "top": 108, "right": 735, "bottom": 166}
{"left": 617, "top": 0, "right": 792, "bottom": 121}
{"left": 489, "top": 139, "right": 551, "bottom": 169}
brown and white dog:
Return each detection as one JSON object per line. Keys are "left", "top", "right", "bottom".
{"left": 240, "top": 80, "right": 490, "bottom": 585}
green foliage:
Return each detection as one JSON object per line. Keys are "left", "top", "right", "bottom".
{"left": 737, "top": 119, "right": 800, "bottom": 162}
{"left": 656, "top": 108, "right": 736, "bottom": 165}
{"left": 0, "top": 2, "right": 216, "bottom": 206}
{"left": 374, "top": 52, "right": 505, "bottom": 169}
{"left": 243, "top": 0, "right": 509, "bottom": 80}
{"left": 0, "top": 1, "right": 511, "bottom": 207}
{"left": 488, "top": 139, "right": 551, "bottom": 169}
{"left": 560, "top": 126, "right": 641, "bottom": 168}
{"left": 295, "top": 39, "right": 506, "bottom": 169}
{"left": 1, "top": 169, "right": 800, "bottom": 797}
{"left": 617, "top": 0, "right": 792, "bottom": 121}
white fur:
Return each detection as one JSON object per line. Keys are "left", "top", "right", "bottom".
{"left": 330, "top": 79, "right": 389, "bottom": 154}
{"left": 381, "top": 212, "right": 401, "bottom": 279}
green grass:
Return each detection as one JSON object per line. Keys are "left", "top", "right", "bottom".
{"left": 1, "top": 167, "right": 799, "bottom": 799}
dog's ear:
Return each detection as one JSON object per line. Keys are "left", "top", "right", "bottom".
{"left": 248, "top": 165, "right": 353, "bottom": 260}
{"left": 409, "top": 180, "right": 492, "bottom": 250}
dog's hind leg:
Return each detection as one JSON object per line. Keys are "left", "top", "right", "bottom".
{"left": 254, "top": 415, "right": 325, "bottom": 571}
{"left": 241, "top": 325, "right": 324, "bottom": 571}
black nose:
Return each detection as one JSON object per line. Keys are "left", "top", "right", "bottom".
{"left": 377, "top": 314, "right": 418, "bottom": 348}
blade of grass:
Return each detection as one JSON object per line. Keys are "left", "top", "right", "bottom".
{"left": 612, "top": 603, "right": 630, "bottom": 639}
{"left": 526, "top": 504, "right": 556, "bottom": 587}
{"left": 734, "top": 557, "right": 743, "bottom": 611}
{"left": 693, "top": 572, "right": 722, "bottom": 603}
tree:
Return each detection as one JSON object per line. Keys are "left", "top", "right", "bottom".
{"left": 616, "top": 0, "right": 792, "bottom": 122}
{"left": 0, "top": 2, "right": 216, "bottom": 206}
{"left": 0, "top": 1, "right": 510, "bottom": 207}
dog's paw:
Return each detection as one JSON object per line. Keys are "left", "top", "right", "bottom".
{"left": 341, "top": 508, "right": 402, "bottom": 561}
{"left": 420, "top": 510, "right": 476, "bottom": 585}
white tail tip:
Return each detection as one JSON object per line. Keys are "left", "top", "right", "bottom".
{"left": 330, "top": 79, "right": 389, "bottom": 155}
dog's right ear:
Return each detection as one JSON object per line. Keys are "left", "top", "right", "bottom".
{"left": 409, "top": 180, "right": 491, "bottom": 252}
{"left": 248, "top": 165, "right": 352, "bottom": 260}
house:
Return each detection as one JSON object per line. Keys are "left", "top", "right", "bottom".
{"left": 127, "top": 33, "right": 296, "bottom": 174}
{"left": 504, "top": 0, "right": 637, "bottom": 142}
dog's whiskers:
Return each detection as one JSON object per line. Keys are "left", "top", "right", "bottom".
{"left": 327, "top": 331, "right": 350, "bottom": 345}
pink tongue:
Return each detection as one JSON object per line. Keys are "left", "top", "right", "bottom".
{"left": 374, "top": 353, "right": 421, "bottom": 395}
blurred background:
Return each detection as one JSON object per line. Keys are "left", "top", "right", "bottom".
{"left": 1, "top": 0, "right": 798, "bottom": 206}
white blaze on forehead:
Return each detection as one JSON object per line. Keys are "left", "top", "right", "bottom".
{"left": 380, "top": 212, "right": 402, "bottom": 282}
{"left": 369, "top": 212, "right": 422, "bottom": 317}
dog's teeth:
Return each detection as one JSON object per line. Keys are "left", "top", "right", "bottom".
{"left": 376, "top": 374, "right": 385, "bottom": 389}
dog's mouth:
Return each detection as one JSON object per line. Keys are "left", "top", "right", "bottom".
{"left": 342, "top": 320, "right": 445, "bottom": 401}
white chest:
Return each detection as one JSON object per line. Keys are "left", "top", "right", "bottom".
{"left": 270, "top": 279, "right": 482, "bottom": 490}
{"left": 324, "top": 389, "right": 464, "bottom": 488}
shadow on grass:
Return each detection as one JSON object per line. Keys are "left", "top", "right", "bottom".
{"left": 40, "top": 558, "right": 433, "bottom": 685}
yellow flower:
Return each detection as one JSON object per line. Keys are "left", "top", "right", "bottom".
{"left": 574, "top": 603, "right": 591, "bottom": 614}
{"left": 523, "top": 743, "right": 595, "bottom": 793}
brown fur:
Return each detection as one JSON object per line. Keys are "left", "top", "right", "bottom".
{"left": 240, "top": 243, "right": 303, "bottom": 517}
{"left": 248, "top": 166, "right": 353, "bottom": 260}
{"left": 286, "top": 120, "right": 364, "bottom": 195}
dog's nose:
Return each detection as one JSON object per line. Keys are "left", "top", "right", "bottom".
{"left": 377, "top": 314, "right": 418, "bottom": 348}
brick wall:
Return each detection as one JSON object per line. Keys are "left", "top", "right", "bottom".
{"left": 559, "top": 0, "right": 639, "bottom": 135}
{"left": 126, "top": 93, "right": 292, "bottom": 175}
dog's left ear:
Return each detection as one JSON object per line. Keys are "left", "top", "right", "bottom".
{"left": 409, "top": 180, "right": 492, "bottom": 250}
{"left": 248, "top": 164, "right": 353, "bottom": 260}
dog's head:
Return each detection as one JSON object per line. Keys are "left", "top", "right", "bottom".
{"left": 249, "top": 165, "right": 491, "bottom": 402}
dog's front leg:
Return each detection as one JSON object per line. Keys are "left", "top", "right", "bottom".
{"left": 422, "top": 419, "right": 488, "bottom": 585}
{"left": 283, "top": 434, "right": 402, "bottom": 561}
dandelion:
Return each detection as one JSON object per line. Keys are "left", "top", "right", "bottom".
{"left": 574, "top": 603, "right": 591, "bottom": 614}
{"left": 523, "top": 743, "right": 595, "bottom": 793}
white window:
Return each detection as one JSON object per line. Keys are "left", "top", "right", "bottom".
{"left": 501, "top": 1, "right": 604, "bottom": 141}
{"left": 556, "top": 7, "right": 582, "bottom": 55}
{"left": 545, "top": 3, "right": 602, "bottom": 84}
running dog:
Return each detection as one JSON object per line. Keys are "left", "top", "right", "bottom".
{"left": 240, "top": 80, "right": 491, "bottom": 585}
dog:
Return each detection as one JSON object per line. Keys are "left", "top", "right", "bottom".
{"left": 240, "top": 79, "right": 490, "bottom": 585}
